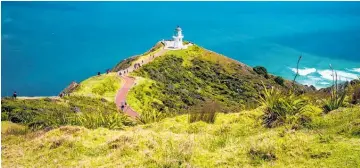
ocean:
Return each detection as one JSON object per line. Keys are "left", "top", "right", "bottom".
{"left": 2, "top": 1, "right": 360, "bottom": 96}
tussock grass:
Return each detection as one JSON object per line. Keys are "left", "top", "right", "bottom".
{"left": 2, "top": 106, "right": 360, "bottom": 167}
{"left": 1, "top": 96, "right": 134, "bottom": 130}
{"left": 189, "top": 100, "right": 220, "bottom": 124}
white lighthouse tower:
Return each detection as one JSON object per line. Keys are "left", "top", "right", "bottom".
{"left": 162, "top": 26, "right": 190, "bottom": 50}
{"left": 173, "top": 26, "right": 184, "bottom": 49}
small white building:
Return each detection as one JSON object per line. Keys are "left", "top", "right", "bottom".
{"left": 162, "top": 26, "right": 188, "bottom": 50}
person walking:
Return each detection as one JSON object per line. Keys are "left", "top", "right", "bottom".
{"left": 97, "top": 72, "right": 101, "bottom": 76}
{"left": 13, "top": 91, "right": 17, "bottom": 99}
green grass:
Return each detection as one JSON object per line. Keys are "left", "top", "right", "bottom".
{"left": 129, "top": 45, "right": 291, "bottom": 115}
{"left": 2, "top": 106, "right": 360, "bottom": 167}
{"left": 1, "top": 96, "right": 134, "bottom": 130}
{"left": 72, "top": 72, "right": 122, "bottom": 102}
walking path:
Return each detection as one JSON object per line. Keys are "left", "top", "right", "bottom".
{"left": 114, "top": 43, "right": 193, "bottom": 118}
{"left": 114, "top": 47, "right": 168, "bottom": 118}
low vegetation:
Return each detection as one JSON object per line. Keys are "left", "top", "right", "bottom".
{"left": 71, "top": 72, "right": 121, "bottom": 102}
{"left": 189, "top": 99, "right": 220, "bottom": 124}
{"left": 1, "top": 96, "right": 134, "bottom": 130}
{"left": 258, "top": 83, "right": 316, "bottom": 129}
{"left": 2, "top": 105, "right": 359, "bottom": 167}
{"left": 129, "top": 45, "right": 289, "bottom": 116}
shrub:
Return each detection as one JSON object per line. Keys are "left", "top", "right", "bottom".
{"left": 189, "top": 100, "right": 220, "bottom": 124}
{"left": 258, "top": 83, "right": 310, "bottom": 128}
{"left": 274, "top": 76, "right": 285, "bottom": 86}
{"left": 349, "top": 81, "right": 360, "bottom": 104}
{"left": 253, "top": 66, "right": 268, "bottom": 78}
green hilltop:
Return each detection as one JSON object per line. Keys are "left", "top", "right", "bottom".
{"left": 127, "top": 43, "right": 313, "bottom": 115}
{"left": 1, "top": 42, "right": 360, "bottom": 168}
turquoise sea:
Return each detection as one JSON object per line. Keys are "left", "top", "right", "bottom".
{"left": 2, "top": 2, "right": 360, "bottom": 96}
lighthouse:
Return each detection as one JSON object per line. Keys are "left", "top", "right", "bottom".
{"left": 162, "top": 26, "right": 190, "bottom": 50}
{"left": 173, "top": 26, "right": 184, "bottom": 49}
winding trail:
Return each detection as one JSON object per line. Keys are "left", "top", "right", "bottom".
{"left": 114, "top": 47, "right": 168, "bottom": 118}
{"left": 114, "top": 43, "right": 193, "bottom": 118}
{"left": 115, "top": 76, "right": 138, "bottom": 117}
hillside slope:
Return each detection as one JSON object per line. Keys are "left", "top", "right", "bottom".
{"left": 2, "top": 105, "right": 359, "bottom": 167}
{"left": 127, "top": 44, "right": 307, "bottom": 114}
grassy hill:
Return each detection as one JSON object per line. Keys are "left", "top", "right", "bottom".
{"left": 128, "top": 44, "right": 303, "bottom": 115}
{"left": 2, "top": 105, "right": 359, "bottom": 167}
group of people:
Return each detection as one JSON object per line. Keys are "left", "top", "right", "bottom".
{"left": 119, "top": 69, "right": 129, "bottom": 76}
{"left": 133, "top": 63, "right": 142, "bottom": 70}
{"left": 120, "top": 102, "right": 127, "bottom": 111}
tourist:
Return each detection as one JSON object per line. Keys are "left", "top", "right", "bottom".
{"left": 120, "top": 104, "right": 124, "bottom": 111}
{"left": 13, "top": 91, "right": 17, "bottom": 99}
{"left": 119, "top": 72, "right": 122, "bottom": 76}
{"left": 125, "top": 102, "right": 127, "bottom": 106}
{"left": 142, "top": 60, "right": 144, "bottom": 64}
{"left": 97, "top": 72, "right": 101, "bottom": 76}
{"left": 106, "top": 69, "right": 110, "bottom": 74}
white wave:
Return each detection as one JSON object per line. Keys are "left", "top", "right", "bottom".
{"left": 319, "top": 81, "right": 331, "bottom": 85}
{"left": 307, "top": 75, "right": 323, "bottom": 81}
{"left": 317, "top": 69, "right": 359, "bottom": 81}
{"left": 297, "top": 76, "right": 330, "bottom": 89}
{"left": 290, "top": 67, "right": 316, "bottom": 76}
{"left": 350, "top": 68, "right": 360, "bottom": 73}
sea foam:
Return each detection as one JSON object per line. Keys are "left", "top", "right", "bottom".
{"left": 317, "top": 69, "right": 359, "bottom": 81}
{"left": 350, "top": 68, "right": 360, "bottom": 73}
{"left": 290, "top": 67, "right": 316, "bottom": 76}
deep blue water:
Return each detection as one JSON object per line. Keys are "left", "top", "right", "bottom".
{"left": 2, "top": 2, "right": 360, "bottom": 96}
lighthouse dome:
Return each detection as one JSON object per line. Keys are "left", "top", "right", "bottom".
{"left": 175, "top": 26, "right": 182, "bottom": 31}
